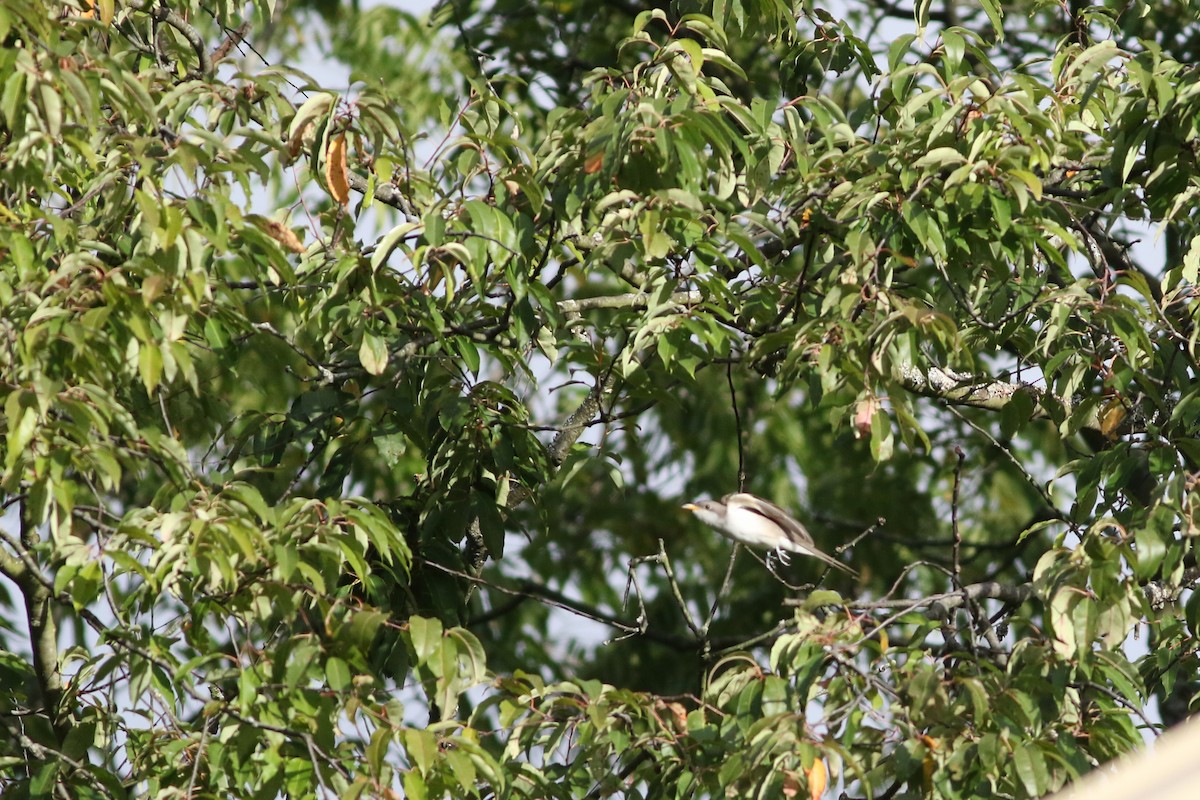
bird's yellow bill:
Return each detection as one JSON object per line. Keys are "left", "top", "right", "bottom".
{"left": 681, "top": 503, "right": 699, "bottom": 511}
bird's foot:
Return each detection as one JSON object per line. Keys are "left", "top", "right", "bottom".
{"left": 772, "top": 548, "right": 791, "bottom": 566}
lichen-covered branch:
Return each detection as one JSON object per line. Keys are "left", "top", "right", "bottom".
{"left": 549, "top": 368, "right": 621, "bottom": 468}
{"left": 557, "top": 290, "right": 702, "bottom": 314}
{"left": 125, "top": 0, "right": 213, "bottom": 77}
{"left": 1, "top": 510, "right": 65, "bottom": 740}
{"left": 897, "top": 364, "right": 1106, "bottom": 433}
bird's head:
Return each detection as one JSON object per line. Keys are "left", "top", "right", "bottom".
{"left": 682, "top": 499, "right": 727, "bottom": 528}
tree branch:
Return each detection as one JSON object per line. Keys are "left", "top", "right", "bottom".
{"left": 896, "top": 364, "right": 1107, "bottom": 433}
{"left": 556, "top": 290, "right": 701, "bottom": 314}
{"left": 347, "top": 171, "right": 419, "bottom": 220}
{"left": 549, "top": 368, "right": 621, "bottom": 468}
{"left": 125, "top": 0, "right": 213, "bottom": 77}
{"left": 466, "top": 345, "right": 635, "bottom": 575}
{"left": 430, "top": 560, "right": 699, "bottom": 650}
{"left": 4, "top": 506, "right": 66, "bottom": 740}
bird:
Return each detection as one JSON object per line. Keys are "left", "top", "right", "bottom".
{"left": 682, "top": 492, "right": 858, "bottom": 577}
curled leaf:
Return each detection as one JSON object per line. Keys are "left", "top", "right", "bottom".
{"left": 287, "top": 92, "right": 336, "bottom": 158}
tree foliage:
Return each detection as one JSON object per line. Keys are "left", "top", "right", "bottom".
{"left": 2, "top": 0, "right": 1200, "bottom": 797}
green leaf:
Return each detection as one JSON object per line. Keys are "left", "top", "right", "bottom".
{"left": 914, "top": 146, "right": 966, "bottom": 169}
{"left": 326, "top": 656, "right": 352, "bottom": 691}
{"left": 372, "top": 221, "right": 421, "bottom": 270}
{"left": 978, "top": 0, "right": 1004, "bottom": 40}
{"left": 1013, "top": 742, "right": 1048, "bottom": 796}
{"left": 1133, "top": 505, "right": 1171, "bottom": 580}
{"left": 869, "top": 407, "right": 893, "bottom": 462}
{"left": 1181, "top": 234, "right": 1200, "bottom": 286}
{"left": 288, "top": 92, "right": 337, "bottom": 147}
{"left": 409, "top": 616, "right": 443, "bottom": 665}
{"left": 138, "top": 344, "right": 163, "bottom": 394}
{"left": 404, "top": 728, "right": 438, "bottom": 775}
{"left": 4, "top": 406, "right": 37, "bottom": 477}
{"left": 1048, "top": 587, "right": 1080, "bottom": 659}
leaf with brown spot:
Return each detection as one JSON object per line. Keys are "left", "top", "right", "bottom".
{"left": 583, "top": 149, "right": 604, "bottom": 174}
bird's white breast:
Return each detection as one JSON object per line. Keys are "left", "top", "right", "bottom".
{"left": 722, "top": 505, "right": 805, "bottom": 552}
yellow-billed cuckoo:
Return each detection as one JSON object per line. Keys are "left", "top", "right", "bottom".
{"left": 683, "top": 492, "right": 858, "bottom": 576}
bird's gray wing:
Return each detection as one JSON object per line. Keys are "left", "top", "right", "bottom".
{"left": 722, "top": 493, "right": 815, "bottom": 547}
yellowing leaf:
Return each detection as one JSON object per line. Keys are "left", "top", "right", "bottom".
{"left": 142, "top": 274, "right": 168, "bottom": 304}
{"left": 918, "top": 735, "right": 939, "bottom": 792}
{"left": 806, "top": 759, "right": 827, "bottom": 800}
{"left": 359, "top": 333, "right": 388, "bottom": 376}
{"left": 326, "top": 133, "right": 351, "bottom": 205}
{"left": 1099, "top": 398, "right": 1126, "bottom": 438}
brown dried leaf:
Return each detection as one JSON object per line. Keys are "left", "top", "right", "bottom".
{"left": 262, "top": 220, "right": 305, "bottom": 254}
{"left": 660, "top": 700, "right": 688, "bottom": 733}
{"left": 287, "top": 122, "right": 313, "bottom": 160}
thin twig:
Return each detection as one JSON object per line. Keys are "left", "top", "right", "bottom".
{"left": 655, "top": 539, "right": 701, "bottom": 638}
{"left": 617, "top": 556, "right": 652, "bottom": 644}
{"left": 946, "top": 404, "right": 1060, "bottom": 514}
{"left": 951, "top": 445, "right": 965, "bottom": 591}
{"left": 727, "top": 361, "right": 746, "bottom": 491}
{"left": 839, "top": 517, "right": 886, "bottom": 555}
{"left": 1082, "top": 681, "right": 1158, "bottom": 732}
{"left": 702, "top": 545, "right": 740, "bottom": 636}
